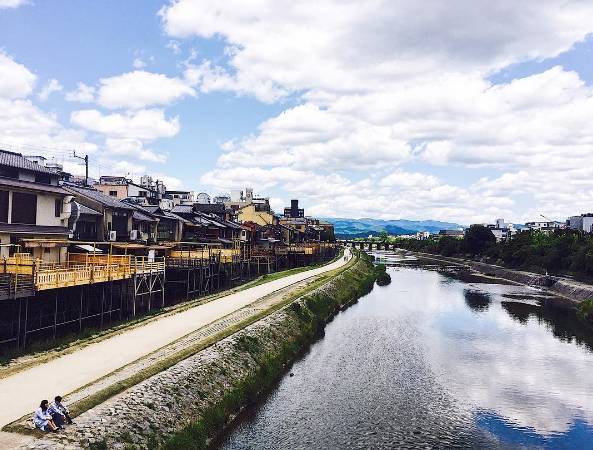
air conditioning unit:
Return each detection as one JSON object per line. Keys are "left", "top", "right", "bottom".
{"left": 130, "top": 230, "right": 139, "bottom": 241}
{"left": 108, "top": 230, "right": 117, "bottom": 241}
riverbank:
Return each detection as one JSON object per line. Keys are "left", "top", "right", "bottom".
{"left": 403, "top": 251, "right": 593, "bottom": 304}
{"left": 12, "top": 251, "right": 376, "bottom": 449}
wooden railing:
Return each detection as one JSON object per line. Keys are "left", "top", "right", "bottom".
{"left": 0, "top": 253, "right": 165, "bottom": 292}
{"left": 169, "top": 248, "right": 241, "bottom": 264}
{"left": 132, "top": 256, "right": 165, "bottom": 274}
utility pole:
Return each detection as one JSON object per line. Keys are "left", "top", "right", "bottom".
{"left": 72, "top": 151, "right": 89, "bottom": 186}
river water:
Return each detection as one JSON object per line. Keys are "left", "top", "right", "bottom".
{"left": 217, "top": 253, "right": 593, "bottom": 449}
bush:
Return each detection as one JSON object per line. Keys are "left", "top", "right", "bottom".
{"left": 376, "top": 272, "right": 391, "bottom": 286}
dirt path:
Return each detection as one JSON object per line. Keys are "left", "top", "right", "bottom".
{"left": 0, "top": 249, "right": 350, "bottom": 431}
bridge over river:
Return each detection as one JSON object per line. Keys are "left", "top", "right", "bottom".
{"left": 338, "top": 240, "right": 398, "bottom": 250}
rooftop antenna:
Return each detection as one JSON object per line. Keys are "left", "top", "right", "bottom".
{"left": 72, "top": 150, "right": 89, "bottom": 186}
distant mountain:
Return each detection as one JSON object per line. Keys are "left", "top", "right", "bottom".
{"left": 322, "top": 218, "right": 465, "bottom": 238}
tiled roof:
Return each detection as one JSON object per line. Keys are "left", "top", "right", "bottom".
{"left": 0, "top": 150, "right": 56, "bottom": 174}
{"left": 171, "top": 204, "right": 193, "bottom": 214}
{"left": 76, "top": 203, "right": 102, "bottom": 216}
{"left": 64, "top": 185, "right": 135, "bottom": 210}
{"left": 132, "top": 210, "right": 156, "bottom": 222}
{"left": 0, "top": 177, "right": 69, "bottom": 195}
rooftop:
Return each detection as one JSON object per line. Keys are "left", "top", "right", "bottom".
{"left": 64, "top": 184, "right": 135, "bottom": 210}
{"left": 0, "top": 149, "right": 56, "bottom": 175}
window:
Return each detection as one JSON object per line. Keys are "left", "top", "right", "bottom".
{"left": 54, "top": 198, "right": 62, "bottom": 217}
{"left": 109, "top": 191, "right": 118, "bottom": 197}
{"left": 139, "top": 191, "right": 147, "bottom": 197}
{"left": 0, "top": 190, "right": 8, "bottom": 223}
{"left": 11, "top": 192, "right": 36, "bottom": 224}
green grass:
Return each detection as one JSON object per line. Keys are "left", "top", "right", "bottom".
{"left": 578, "top": 299, "right": 593, "bottom": 323}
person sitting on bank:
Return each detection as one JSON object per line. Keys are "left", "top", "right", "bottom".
{"left": 34, "top": 400, "right": 58, "bottom": 432}
{"left": 48, "top": 395, "right": 73, "bottom": 427}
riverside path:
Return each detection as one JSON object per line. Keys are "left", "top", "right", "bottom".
{"left": 0, "top": 248, "right": 351, "bottom": 429}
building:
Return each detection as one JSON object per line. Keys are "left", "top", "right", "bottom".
{"left": 142, "top": 206, "right": 187, "bottom": 242}
{"left": 0, "top": 150, "right": 73, "bottom": 261}
{"left": 166, "top": 190, "right": 195, "bottom": 206}
{"left": 95, "top": 176, "right": 163, "bottom": 206}
{"left": 237, "top": 203, "right": 278, "bottom": 227}
{"left": 567, "top": 214, "right": 593, "bottom": 233}
{"left": 438, "top": 229, "right": 464, "bottom": 238}
{"left": 284, "top": 199, "right": 304, "bottom": 218}
{"left": 525, "top": 221, "right": 564, "bottom": 231}
{"left": 213, "top": 194, "right": 230, "bottom": 204}
{"left": 64, "top": 184, "right": 137, "bottom": 242}
{"left": 485, "top": 218, "right": 516, "bottom": 242}
{"left": 223, "top": 187, "right": 272, "bottom": 216}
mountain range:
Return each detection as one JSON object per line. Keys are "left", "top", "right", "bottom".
{"left": 323, "top": 218, "right": 465, "bottom": 238}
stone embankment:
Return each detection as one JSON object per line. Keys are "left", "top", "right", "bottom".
{"left": 23, "top": 252, "right": 376, "bottom": 450}
{"left": 414, "top": 252, "right": 593, "bottom": 303}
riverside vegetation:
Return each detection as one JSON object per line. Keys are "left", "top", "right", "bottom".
{"left": 396, "top": 226, "right": 593, "bottom": 279}
{"left": 374, "top": 263, "right": 391, "bottom": 286}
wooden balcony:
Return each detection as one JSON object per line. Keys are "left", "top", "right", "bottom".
{"left": 169, "top": 247, "right": 241, "bottom": 264}
{"left": 0, "top": 253, "right": 165, "bottom": 293}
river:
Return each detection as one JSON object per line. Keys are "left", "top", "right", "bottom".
{"left": 216, "top": 252, "right": 593, "bottom": 449}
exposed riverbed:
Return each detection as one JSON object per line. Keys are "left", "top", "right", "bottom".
{"left": 217, "top": 252, "right": 593, "bottom": 449}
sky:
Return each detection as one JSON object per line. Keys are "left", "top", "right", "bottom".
{"left": 2, "top": 1, "right": 593, "bottom": 224}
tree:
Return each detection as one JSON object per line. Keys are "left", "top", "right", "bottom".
{"left": 463, "top": 225, "right": 496, "bottom": 255}
{"left": 378, "top": 230, "right": 389, "bottom": 242}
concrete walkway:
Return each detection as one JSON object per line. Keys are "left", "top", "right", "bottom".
{"left": 0, "top": 249, "right": 350, "bottom": 429}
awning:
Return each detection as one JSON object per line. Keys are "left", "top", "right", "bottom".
{"left": 74, "top": 244, "right": 103, "bottom": 253}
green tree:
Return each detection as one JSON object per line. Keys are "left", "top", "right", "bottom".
{"left": 378, "top": 230, "right": 389, "bottom": 242}
{"left": 463, "top": 225, "right": 496, "bottom": 255}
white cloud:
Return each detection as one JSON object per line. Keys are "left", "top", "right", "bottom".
{"left": 0, "top": 53, "right": 96, "bottom": 160}
{"left": 132, "top": 58, "right": 146, "bottom": 69}
{"left": 166, "top": 40, "right": 181, "bottom": 55}
{"left": 37, "top": 78, "right": 63, "bottom": 101}
{"left": 65, "top": 82, "right": 96, "bottom": 103}
{"left": 0, "top": 0, "right": 28, "bottom": 9}
{"left": 97, "top": 70, "right": 195, "bottom": 109}
{"left": 70, "top": 109, "right": 180, "bottom": 141}
{"left": 105, "top": 138, "right": 167, "bottom": 163}
{"left": 162, "top": 1, "right": 593, "bottom": 221}
{"left": 0, "top": 51, "right": 36, "bottom": 99}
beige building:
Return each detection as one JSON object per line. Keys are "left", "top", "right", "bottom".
{"left": 237, "top": 203, "right": 278, "bottom": 227}
{"left": 0, "top": 150, "right": 72, "bottom": 262}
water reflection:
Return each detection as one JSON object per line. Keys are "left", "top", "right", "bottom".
{"left": 218, "top": 256, "right": 593, "bottom": 450}
{"left": 464, "top": 289, "right": 492, "bottom": 312}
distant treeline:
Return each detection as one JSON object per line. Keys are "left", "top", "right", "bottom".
{"left": 396, "top": 225, "right": 593, "bottom": 278}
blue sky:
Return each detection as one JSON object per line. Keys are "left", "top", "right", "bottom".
{"left": 2, "top": 1, "right": 593, "bottom": 223}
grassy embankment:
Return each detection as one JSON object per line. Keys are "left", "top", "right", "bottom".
{"left": 159, "top": 252, "right": 377, "bottom": 450}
